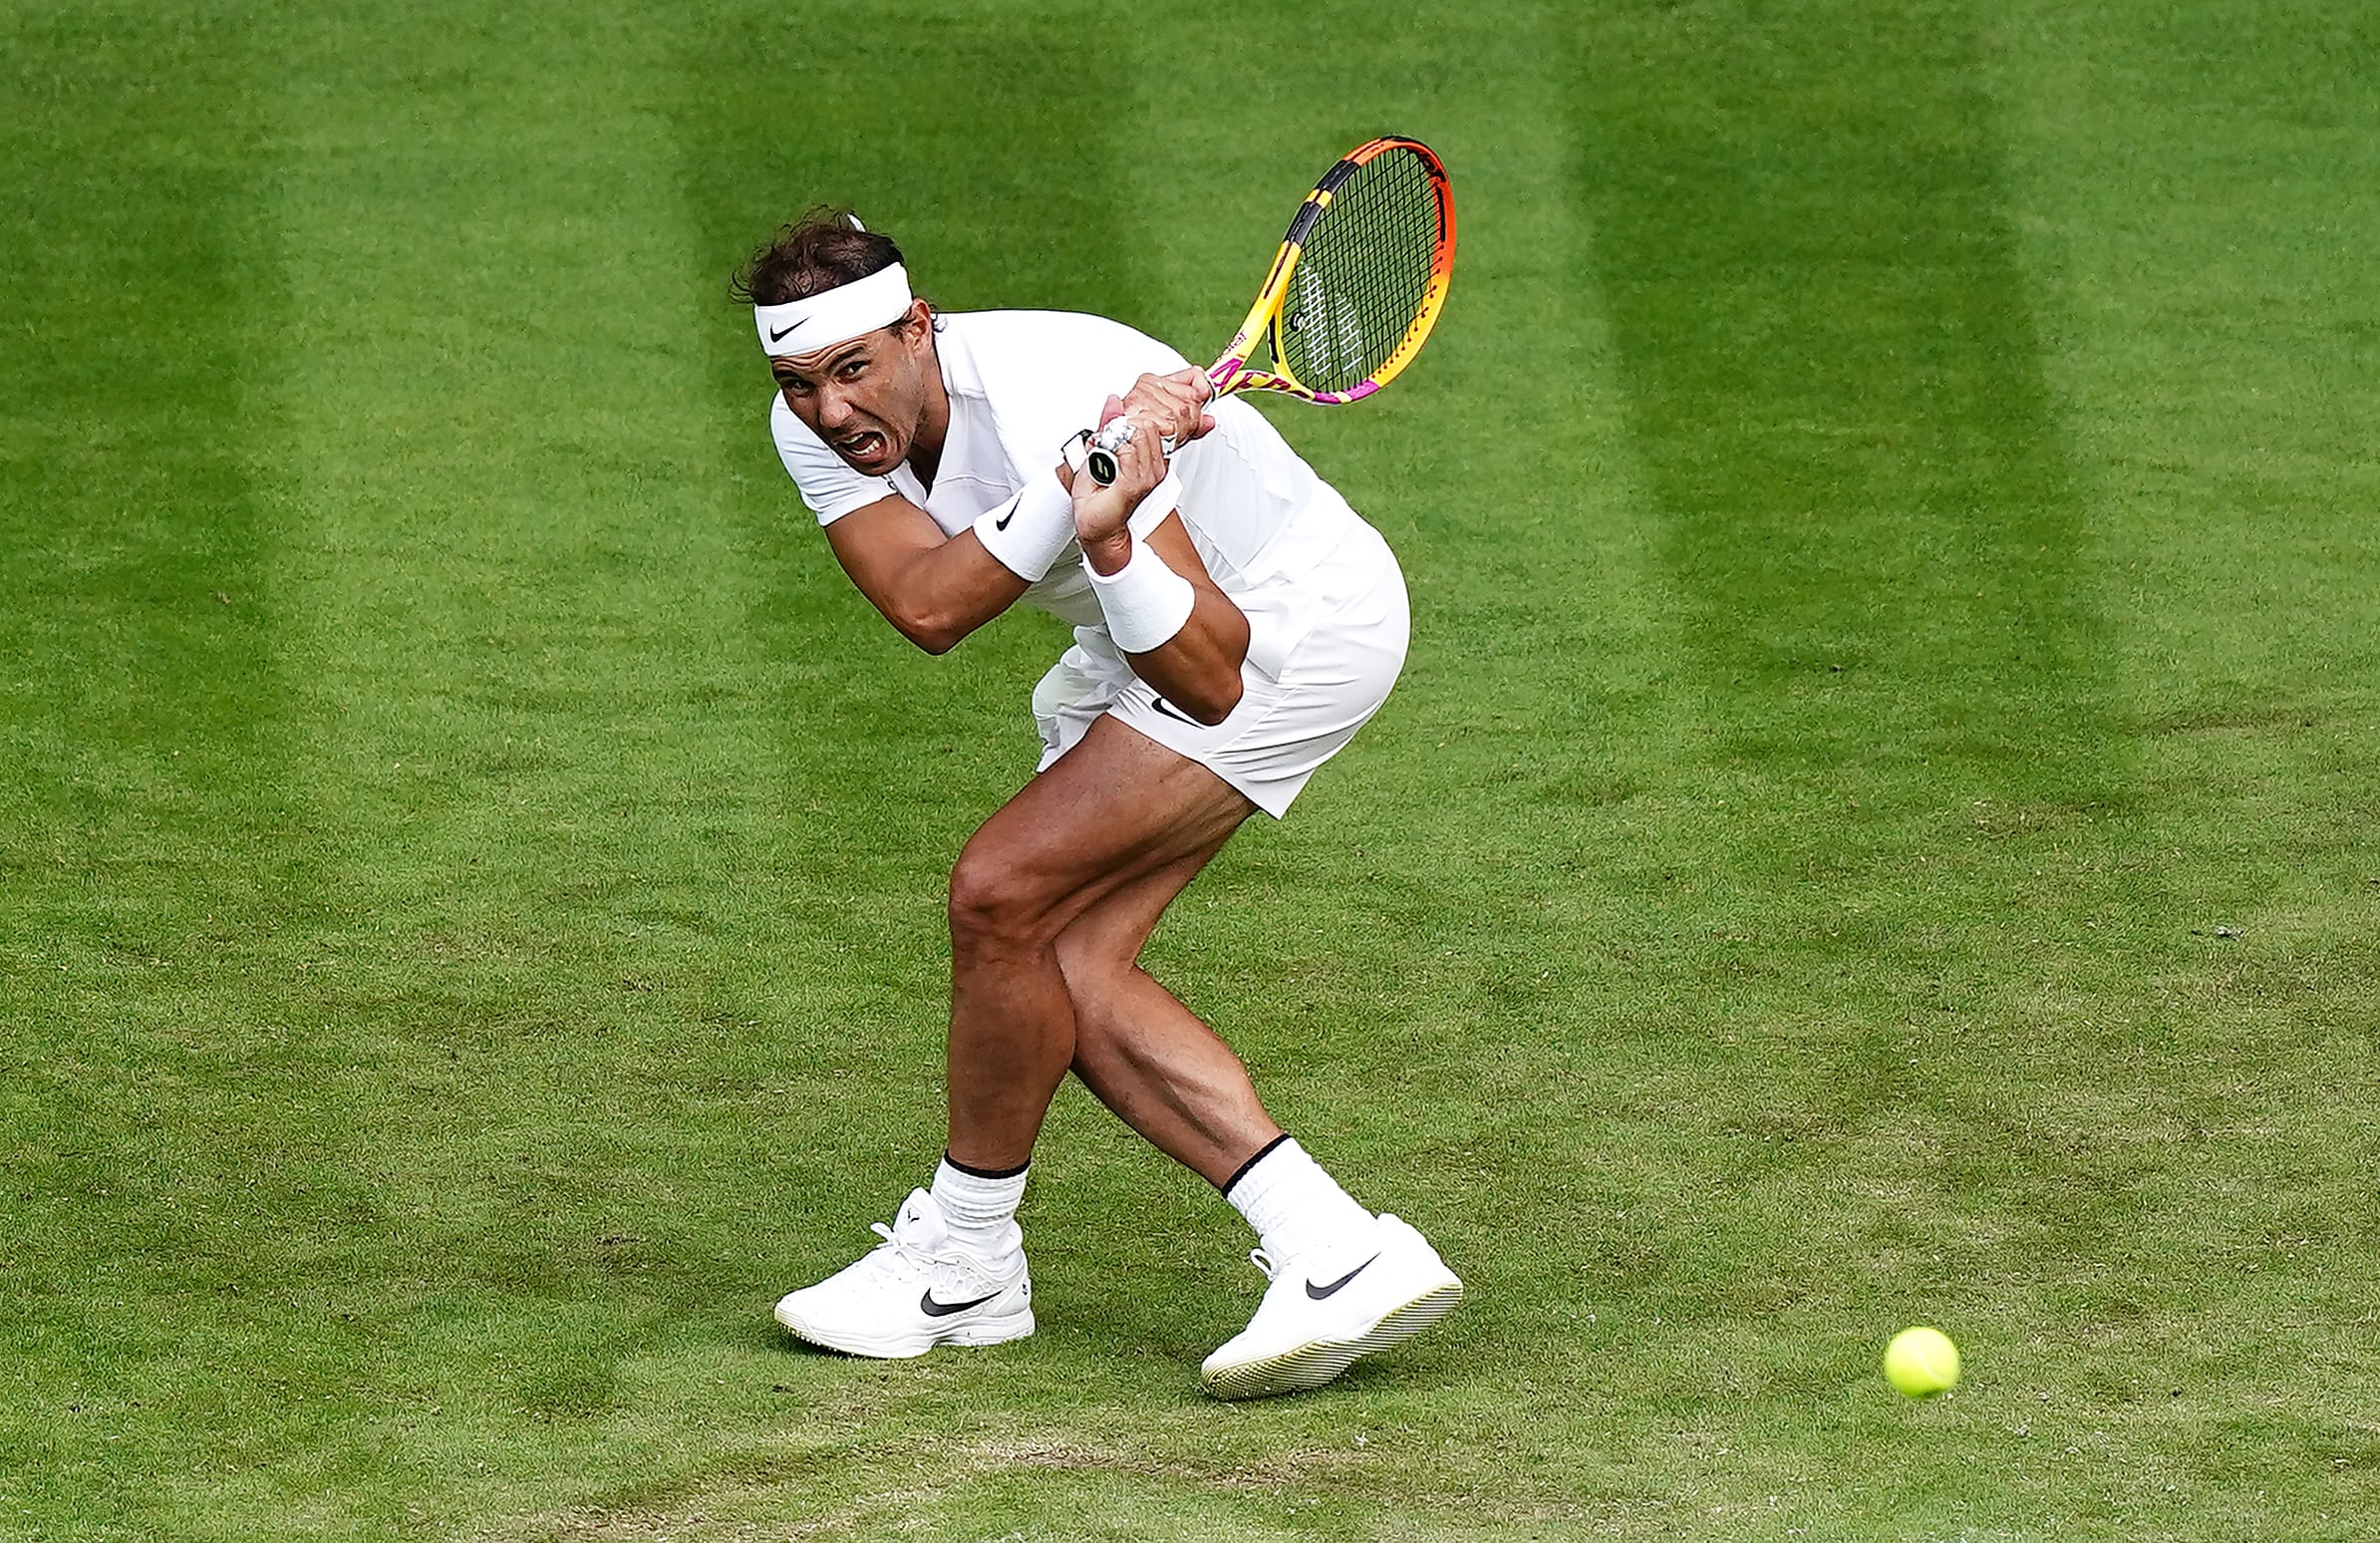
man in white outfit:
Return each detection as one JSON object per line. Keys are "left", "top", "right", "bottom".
{"left": 742, "top": 209, "right": 1459, "bottom": 1398}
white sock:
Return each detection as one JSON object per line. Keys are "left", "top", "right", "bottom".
{"left": 930, "top": 1156, "right": 1028, "bottom": 1261}
{"left": 1223, "top": 1136, "right": 1377, "bottom": 1264}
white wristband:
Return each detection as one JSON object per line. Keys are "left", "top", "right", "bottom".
{"left": 1086, "top": 538, "right": 1197, "bottom": 654}
{"left": 972, "top": 466, "right": 1076, "bottom": 582}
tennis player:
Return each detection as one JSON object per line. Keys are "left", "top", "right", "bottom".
{"left": 740, "top": 210, "right": 1459, "bottom": 1398}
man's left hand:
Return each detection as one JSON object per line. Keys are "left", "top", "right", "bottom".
{"left": 1118, "top": 369, "right": 1216, "bottom": 453}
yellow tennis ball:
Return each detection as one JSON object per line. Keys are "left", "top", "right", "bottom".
{"left": 1884, "top": 1326, "right": 1961, "bottom": 1398}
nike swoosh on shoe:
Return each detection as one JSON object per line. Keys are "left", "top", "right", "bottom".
{"left": 1305, "top": 1253, "right": 1381, "bottom": 1301}
{"left": 919, "top": 1290, "right": 1001, "bottom": 1318}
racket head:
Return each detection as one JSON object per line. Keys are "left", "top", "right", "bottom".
{"left": 1210, "top": 137, "right": 1456, "bottom": 405}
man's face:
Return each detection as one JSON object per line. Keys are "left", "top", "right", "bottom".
{"left": 769, "top": 303, "right": 936, "bottom": 476}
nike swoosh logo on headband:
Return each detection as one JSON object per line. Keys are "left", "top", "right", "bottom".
{"left": 766, "top": 320, "right": 805, "bottom": 344}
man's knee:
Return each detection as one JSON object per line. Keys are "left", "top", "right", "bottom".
{"left": 948, "top": 844, "right": 1063, "bottom": 958}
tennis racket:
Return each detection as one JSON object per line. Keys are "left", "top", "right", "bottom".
{"left": 1085, "top": 135, "right": 1456, "bottom": 485}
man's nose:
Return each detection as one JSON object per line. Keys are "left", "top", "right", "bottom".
{"left": 815, "top": 385, "right": 855, "bottom": 429}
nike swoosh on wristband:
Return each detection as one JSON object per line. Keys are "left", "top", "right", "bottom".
{"left": 1305, "top": 1254, "right": 1381, "bottom": 1301}
{"left": 766, "top": 320, "right": 805, "bottom": 344}
{"left": 920, "top": 1289, "right": 1001, "bottom": 1318}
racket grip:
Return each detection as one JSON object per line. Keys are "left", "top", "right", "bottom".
{"left": 1084, "top": 418, "right": 1176, "bottom": 487}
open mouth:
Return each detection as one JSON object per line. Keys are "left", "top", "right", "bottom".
{"left": 837, "top": 430, "right": 891, "bottom": 467}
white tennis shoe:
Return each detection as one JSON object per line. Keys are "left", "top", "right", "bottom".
{"left": 1199, "top": 1214, "right": 1462, "bottom": 1399}
{"left": 772, "top": 1189, "right": 1033, "bottom": 1359}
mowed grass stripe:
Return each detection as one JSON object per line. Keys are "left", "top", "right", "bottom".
{"left": 0, "top": 10, "right": 333, "bottom": 1537}
{"left": 232, "top": 8, "right": 863, "bottom": 1532}
{"left": 1080, "top": 0, "right": 1772, "bottom": 1518}
{"left": 1553, "top": 4, "right": 2377, "bottom": 1537}
{"left": 1984, "top": 3, "right": 2380, "bottom": 1527}
{"left": 0, "top": 9, "right": 296, "bottom": 948}
{"left": 1557, "top": 4, "right": 2161, "bottom": 1534}
{"left": 1574, "top": 5, "right": 2108, "bottom": 787}
{"left": 1991, "top": 0, "right": 2380, "bottom": 911}
{"left": 1991, "top": 2, "right": 2380, "bottom": 707}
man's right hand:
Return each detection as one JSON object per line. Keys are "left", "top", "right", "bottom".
{"left": 1072, "top": 396, "right": 1168, "bottom": 571}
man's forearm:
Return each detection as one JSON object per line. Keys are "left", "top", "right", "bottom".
{"left": 871, "top": 534, "right": 1033, "bottom": 655}
{"left": 865, "top": 463, "right": 1077, "bottom": 654}
{"left": 1118, "top": 587, "right": 1250, "bottom": 725}
{"left": 1083, "top": 526, "right": 1250, "bottom": 725}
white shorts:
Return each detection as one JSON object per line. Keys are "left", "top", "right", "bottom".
{"left": 1032, "top": 518, "right": 1409, "bottom": 818}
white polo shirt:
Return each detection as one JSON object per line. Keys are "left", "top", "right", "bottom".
{"left": 769, "top": 310, "right": 1363, "bottom": 666}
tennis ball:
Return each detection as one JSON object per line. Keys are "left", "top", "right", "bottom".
{"left": 1884, "top": 1326, "right": 1960, "bottom": 1398}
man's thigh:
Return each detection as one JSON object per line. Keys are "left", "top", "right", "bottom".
{"left": 955, "top": 714, "right": 1255, "bottom": 934}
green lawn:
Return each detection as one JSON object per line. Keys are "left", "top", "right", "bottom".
{"left": 4, "top": 1, "right": 2376, "bottom": 1538}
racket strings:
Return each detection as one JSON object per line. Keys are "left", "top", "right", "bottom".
{"left": 1279, "top": 149, "right": 1442, "bottom": 393}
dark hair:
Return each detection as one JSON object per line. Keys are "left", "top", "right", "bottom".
{"left": 731, "top": 206, "right": 906, "bottom": 306}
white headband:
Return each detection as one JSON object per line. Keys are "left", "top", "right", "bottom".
{"left": 754, "top": 263, "right": 913, "bottom": 357}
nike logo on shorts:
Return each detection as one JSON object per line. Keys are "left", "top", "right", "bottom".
{"left": 1305, "top": 1254, "right": 1380, "bottom": 1301}
{"left": 1149, "top": 696, "right": 1201, "bottom": 726}
{"left": 919, "top": 1289, "right": 1000, "bottom": 1318}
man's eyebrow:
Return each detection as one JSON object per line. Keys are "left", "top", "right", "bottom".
{"left": 772, "top": 342, "right": 870, "bottom": 377}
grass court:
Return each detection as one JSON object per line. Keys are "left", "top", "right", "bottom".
{"left": 3, "top": 1, "right": 2376, "bottom": 1537}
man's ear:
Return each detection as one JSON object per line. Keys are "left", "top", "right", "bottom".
{"left": 898, "top": 298, "right": 934, "bottom": 349}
